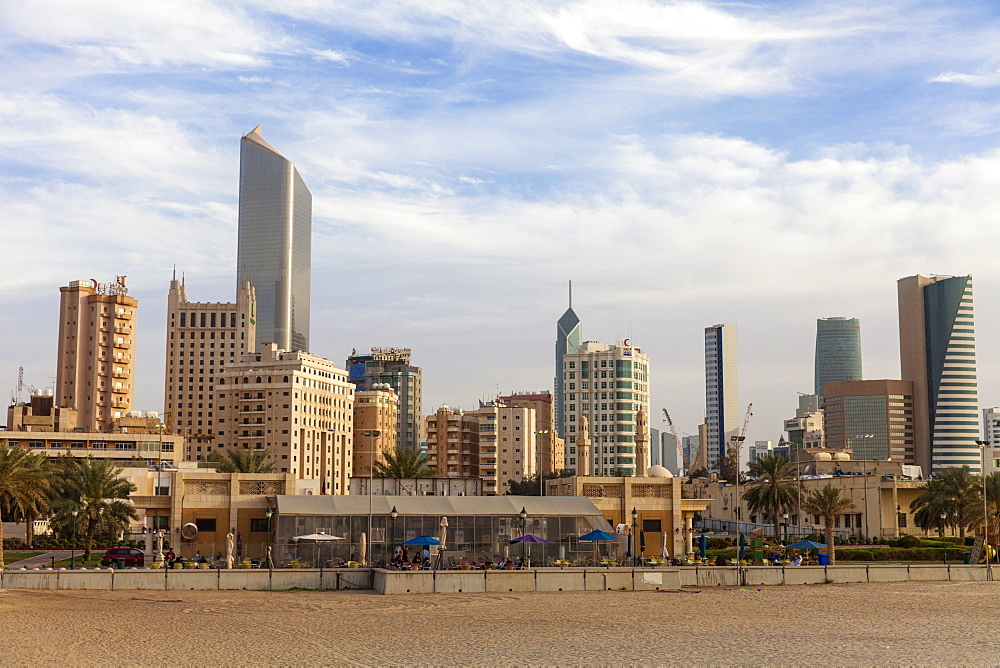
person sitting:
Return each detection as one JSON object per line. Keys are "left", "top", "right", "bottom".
{"left": 791, "top": 555, "right": 803, "bottom": 566}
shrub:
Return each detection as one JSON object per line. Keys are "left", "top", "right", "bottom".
{"left": 895, "top": 535, "right": 921, "bottom": 549}
{"left": 706, "top": 538, "right": 729, "bottom": 550}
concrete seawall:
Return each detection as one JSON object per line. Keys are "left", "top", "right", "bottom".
{"left": 3, "top": 565, "right": 997, "bottom": 593}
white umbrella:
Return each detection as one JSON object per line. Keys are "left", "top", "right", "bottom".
{"left": 661, "top": 532, "right": 669, "bottom": 560}
{"left": 156, "top": 531, "right": 165, "bottom": 564}
{"left": 292, "top": 532, "right": 346, "bottom": 541}
{"left": 439, "top": 517, "right": 449, "bottom": 550}
{"left": 225, "top": 533, "right": 234, "bottom": 569}
{"left": 360, "top": 532, "right": 367, "bottom": 566}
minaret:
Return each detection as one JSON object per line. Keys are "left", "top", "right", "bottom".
{"left": 635, "top": 409, "right": 649, "bottom": 476}
{"left": 577, "top": 415, "right": 592, "bottom": 476}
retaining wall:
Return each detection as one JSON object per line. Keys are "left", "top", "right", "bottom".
{"left": 0, "top": 567, "right": 371, "bottom": 591}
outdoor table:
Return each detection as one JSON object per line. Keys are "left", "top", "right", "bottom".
{"left": 553, "top": 560, "right": 570, "bottom": 567}
{"left": 346, "top": 561, "right": 359, "bottom": 568}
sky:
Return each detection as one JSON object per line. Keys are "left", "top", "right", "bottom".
{"left": 3, "top": 1, "right": 1000, "bottom": 454}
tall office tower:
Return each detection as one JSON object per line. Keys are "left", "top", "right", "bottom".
{"left": 704, "top": 324, "right": 738, "bottom": 471}
{"left": 898, "top": 274, "right": 980, "bottom": 473}
{"left": 353, "top": 385, "right": 399, "bottom": 478}
{"left": 214, "top": 343, "right": 355, "bottom": 494}
{"left": 682, "top": 434, "right": 701, "bottom": 471}
{"left": 562, "top": 340, "right": 650, "bottom": 476}
{"left": 236, "top": 125, "right": 312, "bottom": 353}
{"left": 56, "top": 278, "right": 138, "bottom": 432}
{"left": 555, "top": 282, "right": 581, "bottom": 438}
{"left": 822, "top": 380, "right": 915, "bottom": 462}
{"left": 815, "top": 317, "right": 863, "bottom": 396}
{"left": 164, "top": 274, "right": 256, "bottom": 455}
{"left": 425, "top": 406, "right": 480, "bottom": 480}
{"left": 471, "top": 401, "right": 538, "bottom": 495}
{"left": 498, "top": 391, "right": 563, "bottom": 473}
{"left": 346, "top": 348, "right": 422, "bottom": 452}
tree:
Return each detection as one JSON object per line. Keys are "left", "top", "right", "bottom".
{"left": 984, "top": 472, "right": 1000, "bottom": 539}
{"left": 54, "top": 458, "right": 138, "bottom": 560}
{"left": 504, "top": 469, "right": 576, "bottom": 496}
{"left": 910, "top": 466, "right": 981, "bottom": 537}
{"left": 743, "top": 453, "right": 798, "bottom": 541}
{"left": 802, "top": 483, "right": 855, "bottom": 564}
{"left": 719, "top": 449, "right": 743, "bottom": 485}
{"left": 0, "top": 445, "right": 53, "bottom": 569}
{"left": 207, "top": 448, "right": 274, "bottom": 473}
{"left": 373, "top": 448, "right": 437, "bottom": 479}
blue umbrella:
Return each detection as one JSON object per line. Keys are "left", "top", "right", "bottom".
{"left": 578, "top": 530, "right": 617, "bottom": 542}
{"left": 739, "top": 533, "right": 746, "bottom": 559}
{"left": 785, "top": 540, "right": 826, "bottom": 550}
{"left": 402, "top": 535, "right": 441, "bottom": 546}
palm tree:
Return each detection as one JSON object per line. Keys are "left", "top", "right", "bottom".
{"left": 0, "top": 445, "right": 53, "bottom": 569}
{"left": 207, "top": 448, "right": 274, "bottom": 473}
{"left": 802, "top": 483, "right": 855, "bottom": 564}
{"left": 374, "top": 448, "right": 437, "bottom": 479}
{"left": 743, "top": 453, "right": 797, "bottom": 540}
{"left": 984, "top": 472, "right": 1000, "bottom": 539}
{"left": 910, "top": 466, "right": 981, "bottom": 537}
{"left": 56, "top": 458, "right": 138, "bottom": 560}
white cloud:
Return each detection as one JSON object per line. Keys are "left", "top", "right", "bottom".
{"left": 929, "top": 69, "right": 1000, "bottom": 88}
{"left": 312, "top": 49, "right": 348, "bottom": 63}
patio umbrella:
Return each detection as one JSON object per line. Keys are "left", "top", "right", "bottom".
{"left": 236, "top": 532, "right": 244, "bottom": 559}
{"left": 292, "top": 532, "right": 346, "bottom": 541}
{"left": 640, "top": 530, "right": 646, "bottom": 556}
{"left": 439, "top": 517, "right": 449, "bottom": 550}
{"left": 401, "top": 535, "right": 441, "bottom": 545}
{"left": 739, "top": 533, "right": 746, "bottom": 560}
{"left": 225, "top": 533, "right": 234, "bottom": 569}
{"left": 660, "top": 532, "right": 669, "bottom": 560}
{"left": 785, "top": 540, "right": 826, "bottom": 550}
{"left": 579, "top": 530, "right": 617, "bottom": 564}
{"left": 509, "top": 534, "right": 553, "bottom": 567}
{"left": 156, "top": 531, "right": 165, "bottom": 564}
{"left": 360, "top": 532, "right": 367, "bottom": 567}
{"left": 699, "top": 534, "right": 707, "bottom": 559}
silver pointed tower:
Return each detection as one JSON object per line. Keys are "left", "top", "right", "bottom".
{"left": 555, "top": 281, "right": 581, "bottom": 438}
{"left": 236, "top": 125, "right": 312, "bottom": 352}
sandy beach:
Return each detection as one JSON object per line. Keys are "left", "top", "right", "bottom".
{"left": 2, "top": 581, "right": 1000, "bottom": 666}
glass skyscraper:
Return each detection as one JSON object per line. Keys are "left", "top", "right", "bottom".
{"left": 898, "top": 274, "right": 979, "bottom": 473}
{"left": 236, "top": 125, "right": 312, "bottom": 352}
{"left": 555, "top": 282, "right": 581, "bottom": 438}
{"left": 814, "top": 317, "right": 862, "bottom": 396}
{"left": 705, "top": 323, "right": 738, "bottom": 472}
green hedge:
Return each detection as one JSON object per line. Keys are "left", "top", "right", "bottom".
{"left": 834, "top": 547, "right": 968, "bottom": 562}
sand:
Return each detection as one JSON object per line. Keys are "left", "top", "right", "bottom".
{"left": 2, "top": 581, "right": 999, "bottom": 666}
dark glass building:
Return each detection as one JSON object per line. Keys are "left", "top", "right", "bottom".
{"left": 236, "top": 125, "right": 312, "bottom": 353}
{"left": 555, "top": 282, "right": 581, "bottom": 438}
{"left": 814, "top": 317, "right": 862, "bottom": 397}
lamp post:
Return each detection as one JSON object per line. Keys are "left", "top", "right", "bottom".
{"left": 390, "top": 505, "right": 398, "bottom": 560}
{"left": 782, "top": 509, "right": 789, "bottom": 544}
{"left": 939, "top": 510, "right": 948, "bottom": 564}
{"left": 730, "top": 435, "right": 745, "bottom": 536}
{"left": 265, "top": 506, "right": 273, "bottom": 568}
{"left": 364, "top": 429, "right": 380, "bottom": 566}
{"left": 631, "top": 507, "right": 639, "bottom": 566}
{"left": 977, "top": 439, "right": 991, "bottom": 576}
{"left": 519, "top": 507, "right": 527, "bottom": 564}
{"left": 896, "top": 504, "right": 902, "bottom": 537}
{"left": 70, "top": 506, "right": 79, "bottom": 570}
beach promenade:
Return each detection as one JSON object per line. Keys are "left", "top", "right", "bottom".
{"left": 2, "top": 581, "right": 1000, "bottom": 665}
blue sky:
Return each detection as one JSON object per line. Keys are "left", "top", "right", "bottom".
{"left": 3, "top": 1, "right": 1000, "bottom": 451}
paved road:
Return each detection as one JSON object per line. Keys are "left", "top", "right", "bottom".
{"left": 6, "top": 551, "right": 74, "bottom": 568}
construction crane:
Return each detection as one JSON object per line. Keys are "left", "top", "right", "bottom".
{"left": 661, "top": 408, "right": 688, "bottom": 476}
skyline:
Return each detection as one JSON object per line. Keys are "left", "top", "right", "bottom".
{"left": 4, "top": 2, "right": 1000, "bottom": 451}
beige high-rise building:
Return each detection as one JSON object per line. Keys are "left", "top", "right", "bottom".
{"left": 56, "top": 278, "right": 138, "bottom": 432}
{"left": 163, "top": 274, "right": 256, "bottom": 454}
{"left": 213, "top": 343, "right": 355, "bottom": 494}
{"left": 472, "top": 402, "right": 538, "bottom": 495}
{"left": 499, "top": 392, "right": 564, "bottom": 473}
{"left": 353, "top": 385, "right": 399, "bottom": 477}
{"left": 425, "top": 406, "right": 480, "bottom": 480}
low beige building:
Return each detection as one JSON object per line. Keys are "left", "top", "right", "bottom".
{"left": 126, "top": 464, "right": 318, "bottom": 560}
{"left": 547, "top": 472, "right": 712, "bottom": 558}
{"left": 689, "top": 451, "right": 926, "bottom": 540}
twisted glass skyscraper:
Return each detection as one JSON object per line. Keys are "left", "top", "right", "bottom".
{"left": 555, "top": 281, "right": 581, "bottom": 438}
{"left": 237, "top": 125, "right": 312, "bottom": 352}
{"left": 814, "top": 317, "right": 862, "bottom": 396}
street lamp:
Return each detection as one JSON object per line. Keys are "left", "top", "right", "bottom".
{"left": 265, "top": 507, "right": 273, "bottom": 568}
{"left": 896, "top": 505, "right": 902, "bottom": 537}
{"left": 939, "top": 510, "right": 948, "bottom": 564}
{"left": 977, "top": 439, "right": 991, "bottom": 576}
{"left": 70, "top": 506, "right": 79, "bottom": 570}
{"left": 364, "top": 429, "right": 380, "bottom": 567}
{"left": 782, "top": 509, "right": 789, "bottom": 544}
{"left": 631, "top": 507, "right": 639, "bottom": 566}
{"left": 730, "top": 435, "right": 745, "bottom": 536}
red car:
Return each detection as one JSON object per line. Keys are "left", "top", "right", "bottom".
{"left": 100, "top": 547, "right": 145, "bottom": 567}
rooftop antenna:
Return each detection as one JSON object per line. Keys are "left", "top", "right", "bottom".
{"left": 568, "top": 280, "right": 572, "bottom": 309}
{"left": 172, "top": 264, "right": 176, "bottom": 281}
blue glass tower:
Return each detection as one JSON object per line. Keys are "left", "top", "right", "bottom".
{"left": 555, "top": 281, "right": 581, "bottom": 438}
{"left": 814, "top": 317, "right": 863, "bottom": 396}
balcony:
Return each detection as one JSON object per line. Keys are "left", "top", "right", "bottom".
{"left": 111, "top": 386, "right": 129, "bottom": 394}
{"left": 113, "top": 340, "right": 130, "bottom": 349}
{"left": 113, "top": 311, "right": 130, "bottom": 320}
{"left": 113, "top": 370, "right": 129, "bottom": 378}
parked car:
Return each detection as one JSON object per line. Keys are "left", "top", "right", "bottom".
{"left": 101, "top": 547, "right": 145, "bottom": 567}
